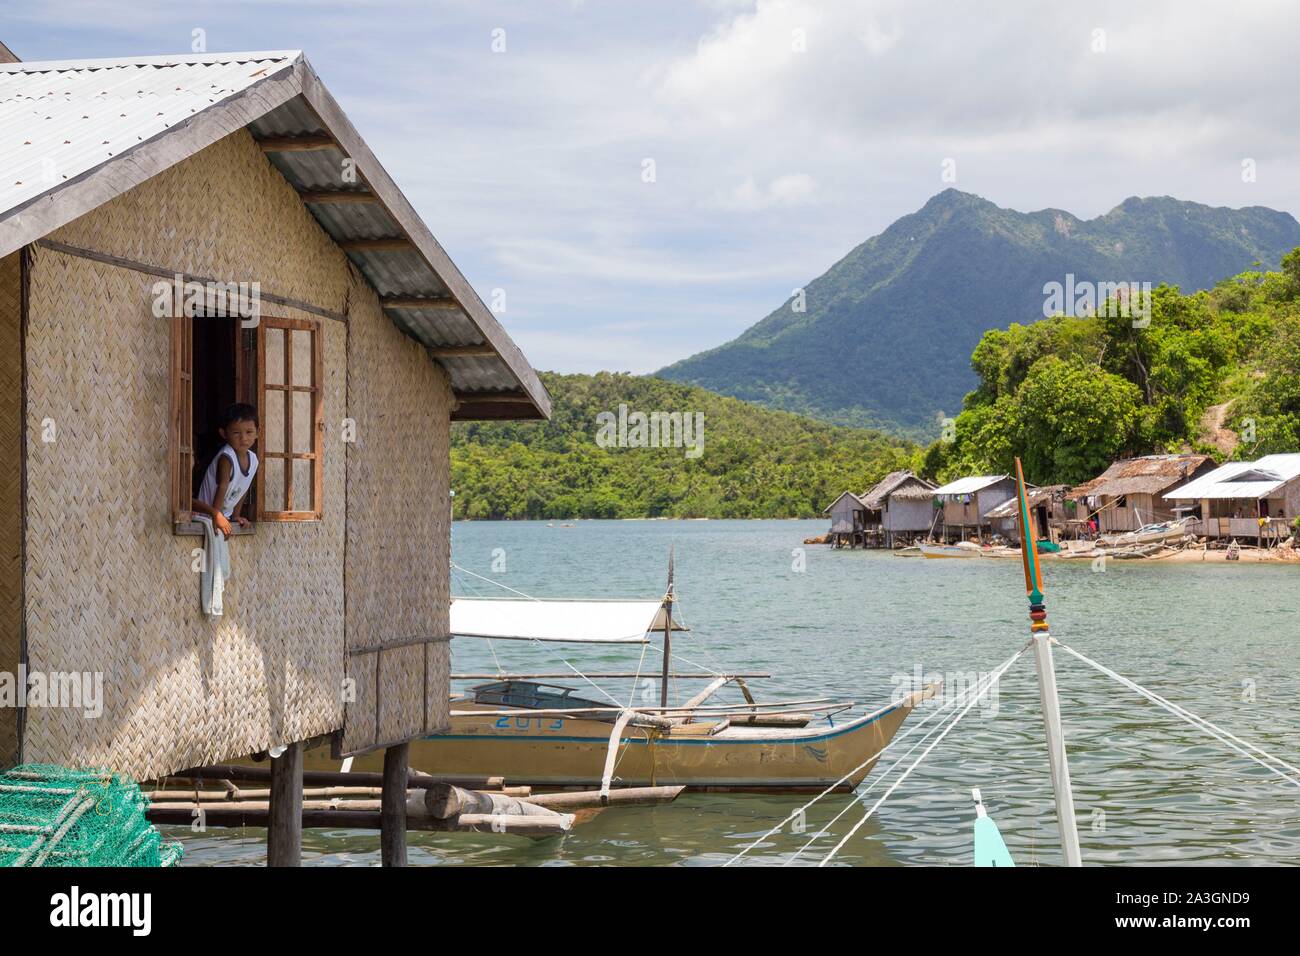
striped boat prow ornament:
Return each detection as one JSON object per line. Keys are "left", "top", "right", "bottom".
{"left": 1014, "top": 457, "right": 1048, "bottom": 630}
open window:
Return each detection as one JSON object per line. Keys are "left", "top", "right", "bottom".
{"left": 170, "top": 312, "right": 256, "bottom": 533}
{"left": 169, "top": 312, "right": 323, "bottom": 532}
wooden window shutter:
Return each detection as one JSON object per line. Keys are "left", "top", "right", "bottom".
{"left": 257, "top": 316, "right": 324, "bottom": 521}
{"left": 169, "top": 313, "right": 194, "bottom": 523}
{"left": 236, "top": 324, "right": 260, "bottom": 519}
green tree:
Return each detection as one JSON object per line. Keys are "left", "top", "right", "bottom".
{"left": 1015, "top": 357, "right": 1143, "bottom": 484}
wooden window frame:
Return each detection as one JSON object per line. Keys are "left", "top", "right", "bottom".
{"left": 257, "top": 315, "right": 324, "bottom": 521}
{"left": 169, "top": 312, "right": 195, "bottom": 526}
{"left": 171, "top": 312, "right": 257, "bottom": 536}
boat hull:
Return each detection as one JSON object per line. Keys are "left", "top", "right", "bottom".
{"left": 919, "top": 543, "right": 979, "bottom": 559}
{"left": 314, "top": 692, "right": 928, "bottom": 792}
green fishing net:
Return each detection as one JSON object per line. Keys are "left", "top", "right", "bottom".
{"left": 0, "top": 764, "right": 183, "bottom": 867}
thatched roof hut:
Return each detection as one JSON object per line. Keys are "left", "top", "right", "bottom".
{"left": 1070, "top": 455, "right": 1213, "bottom": 533}
{"left": 0, "top": 50, "right": 548, "bottom": 787}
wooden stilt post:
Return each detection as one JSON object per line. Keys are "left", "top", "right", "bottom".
{"left": 381, "top": 742, "right": 410, "bottom": 866}
{"left": 267, "top": 741, "right": 302, "bottom": 867}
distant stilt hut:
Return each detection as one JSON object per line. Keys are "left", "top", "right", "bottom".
{"left": 824, "top": 491, "right": 870, "bottom": 548}
{"left": 1161, "top": 453, "right": 1300, "bottom": 544}
{"left": 862, "top": 471, "right": 937, "bottom": 547}
{"left": 0, "top": 51, "right": 550, "bottom": 865}
{"left": 931, "top": 475, "right": 1017, "bottom": 543}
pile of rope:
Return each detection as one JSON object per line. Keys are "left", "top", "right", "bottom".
{"left": 0, "top": 764, "right": 183, "bottom": 867}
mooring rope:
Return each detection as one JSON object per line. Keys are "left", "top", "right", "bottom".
{"left": 450, "top": 567, "right": 507, "bottom": 675}
{"left": 450, "top": 562, "right": 542, "bottom": 601}
{"left": 722, "top": 642, "right": 1030, "bottom": 866}
{"left": 783, "top": 658, "right": 1020, "bottom": 865}
{"left": 814, "top": 645, "right": 1030, "bottom": 867}
{"left": 1053, "top": 639, "right": 1300, "bottom": 791}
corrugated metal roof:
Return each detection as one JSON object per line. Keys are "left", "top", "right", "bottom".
{"left": 0, "top": 50, "right": 549, "bottom": 419}
{"left": 1162, "top": 454, "right": 1300, "bottom": 500}
{"left": 932, "top": 475, "right": 1010, "bottom": 496}
{"left": 0, "top": 52, "right": 299, "bottom": 217}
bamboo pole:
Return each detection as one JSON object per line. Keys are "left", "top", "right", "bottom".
{"left": 149, "top": 784, "right": 684, "bottom": 816}
{"left": 451, "top": 672, "right": 771, "bottom": 680}
{"left": 165, "top": 764, "right": 507, "bottom": 791}
{"left": 521, "top": 786, "right": 683, "bottom": 810}
{"left": 146, "top": 805, "right": 576, "bottom": 838}
{"left": 148, "top": 784, "right": 533, "bottom": 801}
{"left": 449, "top": 696, "right": 839, "bottom": 719}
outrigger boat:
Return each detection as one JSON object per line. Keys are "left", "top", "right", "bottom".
{"left": 919, "top": 541, "right": 982, "bottom": 559}
{"left": 334, "top": 557, "right": 937, "bottom": 793}
{"left": 1096, "top": 516, "right": 1192, "bottom": 549}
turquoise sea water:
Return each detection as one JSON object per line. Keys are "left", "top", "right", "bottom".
{"left": 170, "top": 519, "right": 1300, "bottom": 866}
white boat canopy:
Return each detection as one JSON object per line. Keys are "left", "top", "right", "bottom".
{"left": 450, "top": 597, "right": 687, "bottom": 644}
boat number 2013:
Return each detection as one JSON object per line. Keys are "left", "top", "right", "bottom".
{"left": 494, "top": 716, "right": 565, "bottom": 732}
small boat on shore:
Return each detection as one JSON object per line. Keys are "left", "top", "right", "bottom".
{"left": 1097, "top": 517, "right": 1192, "bottom": 549}
{"left": 920, "top": 541, "right": 982, "bottom": 559}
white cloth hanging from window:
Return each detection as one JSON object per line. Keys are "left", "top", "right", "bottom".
{"left": 198, "top": 517, "right": 231, "bottom": 617}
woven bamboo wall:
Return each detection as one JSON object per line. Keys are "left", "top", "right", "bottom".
{"left": 0, "top": 252, "right": 21, "bottom": 769}
{"left": 341, "top": 267, "right": 453, "bottom": 754}
{"left": 19, "top": 129, "right": 449, "bottom": 778}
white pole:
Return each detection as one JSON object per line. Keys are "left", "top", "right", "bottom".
{"left": 1014, "top": 456, "right": 1082, "bottom": 867}
{"left": 1034, "top": 630, "right": 1082, "bottom": 866}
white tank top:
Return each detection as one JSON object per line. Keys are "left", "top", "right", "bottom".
{"left": 197, "top": 444, "right": 259, "bottom": 518}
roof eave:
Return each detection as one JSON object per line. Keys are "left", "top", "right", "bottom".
{"left": 295, "top": 58, "right": 550, "bottom": 421}
{"left": 0, "top": 51, "right": 550, "bottom": 422}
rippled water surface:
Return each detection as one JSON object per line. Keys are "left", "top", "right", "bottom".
{"left": 169, "top": 519, "right": 1300, "bottom": 866}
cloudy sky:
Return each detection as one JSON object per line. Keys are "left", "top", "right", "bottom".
{"left": 4, "top": 1, "right": 1299, "bottom": 373}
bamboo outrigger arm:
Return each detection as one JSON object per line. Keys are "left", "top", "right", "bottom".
{"left": 600, "top": 711, "right": 637, "bottom": 801}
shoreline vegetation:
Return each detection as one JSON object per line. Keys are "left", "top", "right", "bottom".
{"left": 451, "top": 372, "right": 917, "bottom": 520}
{"left": 452, "top": 253, "right": 1300, "bottom": 522}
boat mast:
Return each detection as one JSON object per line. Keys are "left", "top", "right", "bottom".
{"left": 660, "top": 547, "right": 675, "bottom": 708}
{"left": 1014, "top": 457, "right": 1083, "bottom": 867}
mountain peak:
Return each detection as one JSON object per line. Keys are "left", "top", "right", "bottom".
{"left": 658, "top": 194, "right": 1300, "bottom": 438}
{"left": 922, "top": 187, "right": 984, "bottom": 210}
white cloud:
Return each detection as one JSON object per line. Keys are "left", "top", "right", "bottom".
{"left": 490, "top": 237, "right": 764, "bottom": 283}
{"left": 8, "top": 0, "right": 1300, "bottom": 376}
{"left": 710, "top": 173, "right": 817, "bottom": 210}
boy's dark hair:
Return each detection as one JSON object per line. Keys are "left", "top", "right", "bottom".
{"left": 219, "top": 402, "right": 259, "bottom": 429}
